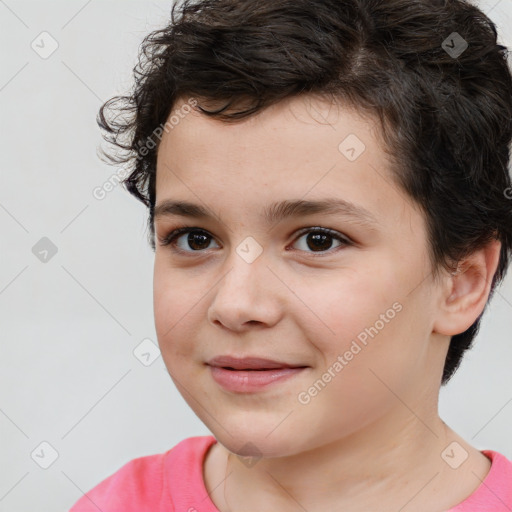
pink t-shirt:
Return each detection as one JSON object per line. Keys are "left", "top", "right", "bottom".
{"left": 69, "top": 435, "right": 512, "bottom": 511}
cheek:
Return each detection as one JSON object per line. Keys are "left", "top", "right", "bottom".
{"left": 153, "top": 263, "right": 200, "bottom": 361}
{"left": 296, "top": 308, "right": 418, "bottom": 441}
{"left": 301, "top": 269, "right": 399, "bottom": 353}
{"left": 298, "top": 265, "right": 424, "bottom": 393}
{"left": 153, "top": 258, "right": 196, "bottom": 323}
{"left": 321, "top": 299, "right": 430, "bottom": 413}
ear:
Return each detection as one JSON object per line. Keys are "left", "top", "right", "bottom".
{"left": 432, "top": 238, "right": 502, "bottom": 336}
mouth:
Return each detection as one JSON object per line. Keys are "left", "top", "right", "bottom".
{"left": 221, "top": 367, "right": 304, "bottom": 371}
{"left": 205, "top": 356, "right": 309, "bottom": 393}
{"left": 206, "top": 355, "right": 308, "bottom": 371}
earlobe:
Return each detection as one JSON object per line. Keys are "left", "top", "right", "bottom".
{"left": 432, "top": 238, "right": 502, "bottom": 336}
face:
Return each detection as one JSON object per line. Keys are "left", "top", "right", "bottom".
{"left": 153, "top": 94, "right": 446, "bottom": 458}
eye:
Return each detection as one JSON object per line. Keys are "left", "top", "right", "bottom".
{"left": 158, "top": 227, "right": 219, "bottom": 254}
{"left": 290, "top": 227, "right": 351, "bottom": 255}
{"left": 158, "top": 226, "right": 352, "bottom": 256}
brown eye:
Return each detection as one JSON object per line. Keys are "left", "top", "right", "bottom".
{"left": 158, "top": 226, "right": 351, "bottom": 257}
{"left": 291, "top": 228, "right": 351, "bottom": 255}
{"left": 183, "top": 231, "right": 212, "bottom": 251}
{"left": 159, "top": 228, "right": 219, "bottom": 253}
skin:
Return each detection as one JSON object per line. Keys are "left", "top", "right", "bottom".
{"left": 152, "top": 94, "right": 501, "bottom": 511}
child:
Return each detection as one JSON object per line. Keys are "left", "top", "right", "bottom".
{"left": 69, "top": 0, "right": 512, "bottom": 510}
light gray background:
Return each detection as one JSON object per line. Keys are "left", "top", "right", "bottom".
{"left": 0, "top": 1, "right": 511, "bottom": 511}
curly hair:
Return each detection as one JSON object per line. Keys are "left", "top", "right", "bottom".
{"left": 97, "top": 0, "right": 512, "bottom": 385}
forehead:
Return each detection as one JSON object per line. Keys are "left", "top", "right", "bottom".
{"left": 158, "top": 95, "right": 383, "bottom": 170}
{"left": 154, "top": 95, "right": 421, "bottom": 235}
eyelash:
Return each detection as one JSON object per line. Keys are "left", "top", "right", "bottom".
{"left": 157, "top": 226, "right": 352, "bottom": 257}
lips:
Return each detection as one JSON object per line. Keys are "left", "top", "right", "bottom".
{"left": 207, "top": 357, "right": 309, "bottom": 393}
{"left": 206, "top": 355, "right": 307, "bottom": 371}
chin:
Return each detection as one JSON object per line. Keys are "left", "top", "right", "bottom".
{"left": 211, "top": 427, "right": 304, "bottom": 460}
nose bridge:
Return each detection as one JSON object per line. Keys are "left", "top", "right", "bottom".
{"left": 207, "top": 237, "right": 281, "bottom": 329}
{"left": 220, "top": 237, "right": 268, "bottom": 295}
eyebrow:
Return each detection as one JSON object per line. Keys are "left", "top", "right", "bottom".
{"left": 153, "top": 198, "right": 379, "bottom": 230}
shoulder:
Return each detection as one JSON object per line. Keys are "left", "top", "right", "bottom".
{"left": 482, "top": 450, "right": 512, "bottom": 482}
{"left": 68, "top": 435, "right": 216, "bottom": 512}
{"left": 450, "top": 450, "right": 512, "bottom": 511}
{"left": 483, "top": 450, "right": 512, "bottom": 481}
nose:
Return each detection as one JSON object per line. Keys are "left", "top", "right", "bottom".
{"left": 207, "top": 249, "right": 283, "bottom": 332}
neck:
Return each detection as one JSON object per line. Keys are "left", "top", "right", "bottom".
{"left": 206, "top": 405, "right": 490, "bottom": 512}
